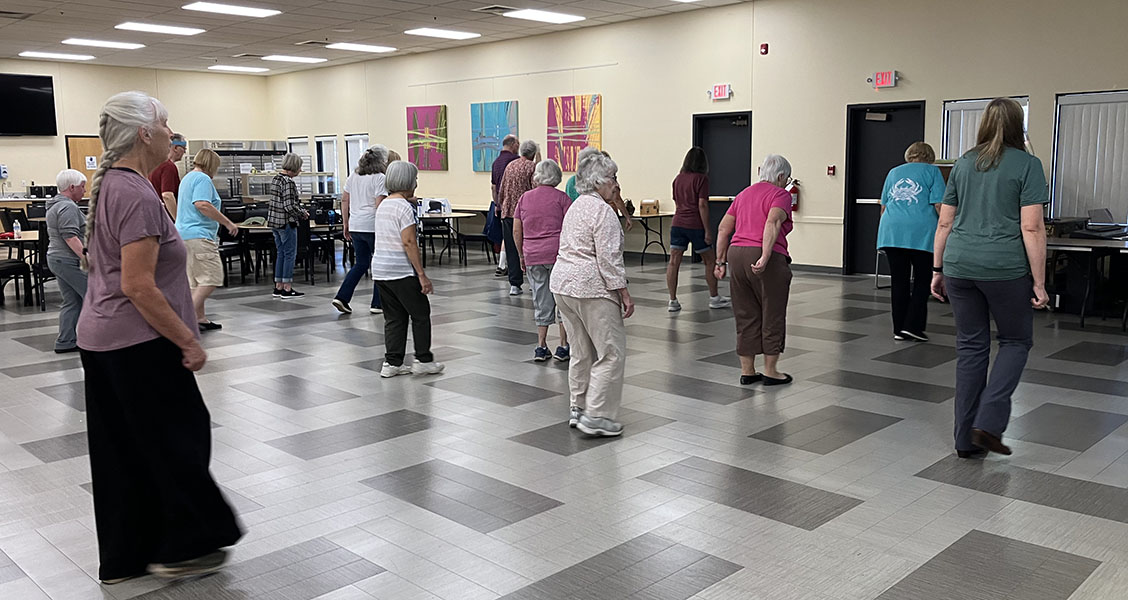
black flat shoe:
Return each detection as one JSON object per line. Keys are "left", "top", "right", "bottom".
{"left": 740, "top": 374, "right": 762, "bottom": 385}
{"left": 972, "top": 428, "right": 1012, "bottom": 455}
{"left": 198, "top": 321, "right": 222, "bottom": 331}
{"left": 54, "top": 346, "right": 80, "bottom": 354}
{"left": 762, "top": 373, "right": 793, "bottom": 386}
{"left": 957, "top": 449, "right": 988, "bottom": 459}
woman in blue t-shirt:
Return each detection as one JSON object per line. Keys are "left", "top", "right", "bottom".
{"left": 876, "top": 142, "right": 945, "bottom": 342}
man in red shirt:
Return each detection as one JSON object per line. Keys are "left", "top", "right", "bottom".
{"left": 149, "top": 133, "right": 186, "bottom": 218}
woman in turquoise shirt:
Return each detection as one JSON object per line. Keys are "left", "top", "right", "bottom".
{"left": 876, "top": 142, "right": 945, "bottom": 341}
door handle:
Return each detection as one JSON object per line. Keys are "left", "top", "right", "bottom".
{"left": 856, "top": 198, "right": 882, "bottom": 205}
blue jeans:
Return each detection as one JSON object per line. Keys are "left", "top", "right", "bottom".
{"left": 272, "top": 225, "right": 297, "bottom": 283}
{"left": 335, "top": 232, "right": 381, "bottom": 308}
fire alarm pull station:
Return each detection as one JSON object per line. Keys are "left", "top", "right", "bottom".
{"left": 827, "top": 165, "right": 836, "bottom": 176}
{"left": 760, "top": 43, "right": 769, "bottom": 55}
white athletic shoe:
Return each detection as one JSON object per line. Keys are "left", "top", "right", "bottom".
{"left": 668, "top": 299, "right": 682, "bottom": 312}
{"left": 509, "top": 286, "right": 522, "bottom": 296}
{"left": 380, "top": 362, "right": 413, "bottom": 378}
{"left": 412, "top": 361, "right": 445, "bottom": 375}
{"left": 709, "top": 295, "right": 732, "bottom": 309}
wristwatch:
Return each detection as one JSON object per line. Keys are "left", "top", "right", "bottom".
{"left": 932, "top": 266, "right": 943, "bottom": 273}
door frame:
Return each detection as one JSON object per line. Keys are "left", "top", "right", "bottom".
{"left": 842, "top": 100, "right": 926, "bottom": 275}
{"left": 691, "top": 110, "right": 751, "bottom": 147}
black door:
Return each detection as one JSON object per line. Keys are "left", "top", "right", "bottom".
{"left": 693, "top": 112, "right": 752, "bottom": 196}
{"left": 843, "top": 102, "right": 925, "bottom": 274}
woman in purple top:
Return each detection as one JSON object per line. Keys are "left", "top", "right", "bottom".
{"left": 714, "top": 154, "right": 796, "bottom": 387}
{"left": 76, "top": 91, "right": 241, "bottom": 585}
{"left": 514, "top": 159, "right": 572, "bottom": 362}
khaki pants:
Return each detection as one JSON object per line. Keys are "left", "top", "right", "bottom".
{"left": 555, "top": 294, "right": 626, "bottom": 420}
{"left": 729, "top": 245, "right": 792, "bottom": 356}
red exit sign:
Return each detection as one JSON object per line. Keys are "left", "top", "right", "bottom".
{"left": 873, "top": 70, "right": 897, "bottom": 89}
{"left": 711, "top": 83, "right": 732, "bottom": 101}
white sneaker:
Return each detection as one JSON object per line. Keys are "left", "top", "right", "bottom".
{"left": 569, "top": 406, "right": 583, "bottom": 428}
{"left": 412, "top": 360, "right": 445, "bottom": 375}
{"left": 370, "top": 307, "right": 383, "bottom": 314}
{"left": 379, "top": 362, "right": 413, "bottom": 378}
{"left": 668, "top": 299, "right": 682, "bottom": 312}
{"left": 709, "top": 295, "right": 732, "bottom": 309}
{"left": 577, "top": 414, "right": 623, "bottom": 437}
{"left": 509, "top": 286, "right": 522, "bottom": 296}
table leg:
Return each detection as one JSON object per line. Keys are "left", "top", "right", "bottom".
{"left": 1080, "top": 252, "right": 1095, "bottom": 328}
{"left": 639, "top": 216, "right": 669, "bottom": 266}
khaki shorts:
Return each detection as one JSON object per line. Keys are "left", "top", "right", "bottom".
{"left": 184, "top": 237, "right": 224, "bottom": 288}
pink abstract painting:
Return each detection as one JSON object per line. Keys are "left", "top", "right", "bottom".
{"left": 547, "top": 94, "right": 602, "bottom": 171}
{"left": 406, "top": 105, "right": 448, "bottom": 171}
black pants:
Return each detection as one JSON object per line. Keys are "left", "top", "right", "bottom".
{"left": 884, "top": 247, "right": 932, "bottom": 335}
{"left": 376, "top": 276, "right": 434, "bottom": 366}
{"left": 501, "top": 217, "right": 524, "bottom": 287}
{"left": 80, "top": 337, "right": 242, "bottom": 580}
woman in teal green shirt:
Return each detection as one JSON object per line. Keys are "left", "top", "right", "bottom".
{"left": 877, "top": 142, "right": 945, "bottom": 341}
{"left": 931, "top": 98, "right": 1049, "bottom": 459}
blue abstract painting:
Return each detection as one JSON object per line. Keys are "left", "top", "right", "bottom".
{"left": 471, "top": 101, "right": 519, "bottom": 172}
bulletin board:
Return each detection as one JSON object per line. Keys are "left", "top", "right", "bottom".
{"left": 65, "top": 135, "right": 104, "bottom": 187}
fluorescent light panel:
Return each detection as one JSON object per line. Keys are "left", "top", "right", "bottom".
{"left": 325, "top": 42, "right": 396, "bottom": 53}
{"left": 62, "top": 38, "right": 145, "bottom": 50}
{"left": 116, "top": 22, "right": 206, "bottom": 36}
{"left": 262, "top": 55, "right": 326, "bottom": 63}
{"left": 182, "top": 2, "right": 281, "bottom": 17}
{"left": 502, "top": 9, "right": 584, "bottom": 24}
{"left": 404, "top": 27, "right": 480, "bottom": 40}
{"left": 19, "top": 51, "right": 95, "bottom": 61}
{"left": 209, "top": 65, "right": 268, "bottom": 72}
{"left": 669, "top": 0, "right": 702, "bottom": 3}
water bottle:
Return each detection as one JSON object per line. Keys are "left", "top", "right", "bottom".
{"left": 11, "top": 220, "right": 20, "bottom": 239}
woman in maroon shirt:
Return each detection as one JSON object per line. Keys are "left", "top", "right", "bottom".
{"left": 666, "top": 147, "right": 730, "bottom": 312}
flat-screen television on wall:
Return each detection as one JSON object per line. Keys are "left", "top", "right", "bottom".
{"left": 0, "top": 74, "right": 57, "bottom": 136}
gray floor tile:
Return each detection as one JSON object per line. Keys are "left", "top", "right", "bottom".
{"left": 498, "top": 532, "right": 741, "bottom": 600}
{"left": 750, "top": 406, "right": 902, "bottom": 454}
{"left": 1021, "top": 368, "right": 1128, "bottom": 397}
{"left": 199, "top": 333, "right": 256, "bottom": 349}
{"left": 639, "top": 457, "right": 862, "bottom": 530}
{"left": 810, "top": 370, "right": 954, "bottom": 403}
{"left": 675, "top": 309, "right": 734, "bottom": 323}
{"left": 0, "top": 548, "right": 25, "bottom": 585}
{"left": 36, "top": 380, "right": 85, "bottom": 411}
{"left": 697, "top": 348, "right": 810, "bottom": 370}
{"left": 875, "top": 530, "right": 1099, "bottom": 600}
{"left": 458, "top": 326, "right": 541, "bottom": 346}
{"left": 0, "top": 317, "right": 57, "bottom": 332}
{"left": 872, "top": 343, "right": 958, "bottom": 368}
{"left": 19, "top": 431, "right": 88, "bottom": 463}
{"left": 790, "top": 282, "right": 834, "bottom": 294}
{"left": 481, "top": 295, "right": 536, "bottom": 309}
{"left": 508, "top": 409, "right": 675, "bottom": 456}
{"left": 431, "top": 309, "right": 497, "bottom": 325}
{"left": 787, "top": 324, "right": 868, "bottom": 343}
{"left": 1047, "top": 341, "right": 1128, "bottom": 366}
{"left": 433, "top": 283, "right": 505, "bottom": 297}
{"left": 362, "top": 459, "right": 562, "bottom": 533}
{"left": 425, "top": 372, "right": 562, "bottom": 406}
{"left": 266, "top": 409, "right": 440, "bottom": 460}
{"left": 841, "top": 293, "right": 890, "bottom": 304}
{"left": 311, "top": 328, "right": 385, "bottom": 347}
{"left": 232, "top": 375, "right": 359, "bottom": 410}
{"left": 241, "top": 299, "right": 321, "bottom": 312}
{"left": 202, "top": 349, "right": 309, "bottom": 373}
{"left": 807, "top": 306, "right": 887, "bottom": 322}
{"left": 661, "top": 283, "right": 711, "bottom": 293}
{"left": 1007, "top": 403, "right": 1128, "bottom": 452}
{"left": 625, "top": 325, "right": 712, "bottom": 344}
{"left": 12, "top": 333, "right": 58, "bottom": 352}
{"left": 221, "top": 485, "right": 265, "bottom": 514}
{"left": 0, "top": 356, "right": 82, "bottom": 378}
{"left": 625, "top": 371, "right": 757, "bottom": 404}
{"left": 916, "top": 456, "right": 1128, "bottom": 524}
{"left": 265, "top": 313, "right": 354, "bottom": 328}
{"left": 353, "top": 346, "right": 479, "bottom": 370}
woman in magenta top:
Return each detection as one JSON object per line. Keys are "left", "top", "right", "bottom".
{"left": 76, "top": 91, "right": 241, "bottom": 585}
{"left": 514, "top": 159, "right": 573, "bottom": 362}
{"left": 714, "top": 154, "right": 795, "bottom": 387}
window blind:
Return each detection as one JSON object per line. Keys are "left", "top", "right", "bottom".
{"left": 344, "top": 134, "right": 369, "bottom": 176}
{"left": 1053, "top": 91, "right": 1128, "bottom": 220}
{"left": 943, "top": 98, "right": 1029, "bottom": 159}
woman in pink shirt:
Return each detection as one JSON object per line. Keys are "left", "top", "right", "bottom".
{"left": 715, "top": 154, "right": 795, "bottom": 387}
{"left": 514, "top": 159, "right": 572, "bottom": 362}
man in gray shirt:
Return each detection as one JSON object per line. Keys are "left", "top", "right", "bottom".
{"left": 46, "top": 169, "right": 89, "bottom": 353}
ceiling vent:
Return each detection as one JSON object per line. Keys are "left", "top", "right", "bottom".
{"left": 232, "top": 53, "right": 266, "bottom": 58}
{"left": 472, "top": 5, "right": 516, "bottom": 15}
{"left": 295, "top": 40, "right": 332, "bottom": 46}
{"left": 0, "top": 10, "right": 33, "bottom": 20}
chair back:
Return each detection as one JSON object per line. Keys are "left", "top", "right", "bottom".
{"left": 296, "top": 219, "right": 311, "bottom": 251}
{"left": 26, "top": 203, "right": 47, "bottom": 219}
{"left": 35, "top": 221, "right": 50, "bottom": 270}
{"left": 243, "top": 204, "right": 269, "bottom": 221}
{"left": 8, "top": 209, "right": 30, "bottom": 231}
{"left": 0, "top": 208, "right": 11, "bottom": 232}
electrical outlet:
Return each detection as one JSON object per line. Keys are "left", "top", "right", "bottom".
{"left": 0, "top": 164, "right": 7, "bottom": 179}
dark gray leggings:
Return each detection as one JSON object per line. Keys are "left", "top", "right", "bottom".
{"left": 945, "top": 275, "right": 1034, "bottom": 451}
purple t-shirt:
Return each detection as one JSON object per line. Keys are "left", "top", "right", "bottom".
{"left": 514, "top": 186, "right": 571, "bottom": 266}
{"left": 491, "top": 150, "right": 519, "bottom": 188}
{"left": 77, "top": 168, "right": 198, "bottom": 352}
{"left": 727, "top": 181, "right": 794, "bottom": 258}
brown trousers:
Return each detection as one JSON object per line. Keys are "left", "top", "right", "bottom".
{"left": 729, "top": 245, "right": 792, "bottom": 356}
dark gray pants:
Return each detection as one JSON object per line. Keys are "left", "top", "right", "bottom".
{"left": 375, "top": 276, "right": 433, "bottom": 367}
{"left": 500, "top": 218, "right": 523, "bottom": 288}
{"left": 946, "top": 275, "right": 1034, "bottom": 451}
{"left": 48, "top": 255, "right": 87, "bottom": 351}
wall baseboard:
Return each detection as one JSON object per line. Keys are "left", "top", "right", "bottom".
{"left": 790, "top": 263, "right": 843, "bottom": 274}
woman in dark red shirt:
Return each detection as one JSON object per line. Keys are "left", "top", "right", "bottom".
{"left": 666, "top": 147, "right": 730, "bottom": 312}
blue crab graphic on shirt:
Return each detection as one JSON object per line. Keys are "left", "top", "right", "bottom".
{"left": 888, "top": 178, "right": 924, "bottom": 204}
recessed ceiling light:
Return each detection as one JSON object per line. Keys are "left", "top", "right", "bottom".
{"left": 182, "top": 2, "right": 281, "bottom": 18}
{"left": 208, "top": 65, "right": 269, "bottom": 72}
{"left": 502, "top": 9, "right": 584, "bottom": 24}
{"left": 670, "top": 0, "right": 702, "bottom": 3}
{"left": 116, "top": 22, "right": 206, "bottom": 36}
{"left": 262, "top": 54, "right": 327, "bottom": 63}
{"left": 62, "top": 38, "right": 146, "bottom": 50}
{"left": 19, "top": 50, "right": 95, "bottom": 61}
{"left": 404, "top": 27, "right": 480, "bottom": 40}
{"left": 325, "top": 42, "right": 396, "bottom": 53}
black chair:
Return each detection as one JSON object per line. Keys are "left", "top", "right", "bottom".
{"left": 457, "top": 232, "right": 496, "bottom": 265}
{"left": 217, "top": 226, "right": 246, "bottom": 287}
{"left": 26, "top": 203, "right": 47, "bottom": 219}
{"left": 8, "top": 209, "right": 30, "bottom": 232}
{"left": 295, "top": 219, "right": 319, "bottom": 285}
{"left": 29, "top": 222, "right": 54, "bottom": 311}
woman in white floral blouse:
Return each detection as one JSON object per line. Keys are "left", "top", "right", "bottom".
{"left": 550, "top": 153, "right": 635, "bottom": 437}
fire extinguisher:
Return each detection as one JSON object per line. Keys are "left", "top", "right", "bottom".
{"left": 786, "top": 179, "right": 800, "bottom": 212}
